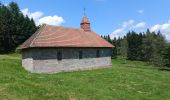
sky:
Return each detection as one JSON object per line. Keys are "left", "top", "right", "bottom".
{"left": 1, "top": 0, "right": 170, "bottom": 41}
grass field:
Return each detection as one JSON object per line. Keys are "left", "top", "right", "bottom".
{"left": 0, "top": 54, "right": 170, "bottom": 100}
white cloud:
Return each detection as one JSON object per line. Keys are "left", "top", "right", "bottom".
{"left": 110, "top": 28, "right": 125, "bottom": 38}
{"left": 137, "top": 9, "right": 144, "bottom": 14}
{"left": 21, "top": 8, "right": 29, "bottom": 16}
{"left": 150, "top": 20, "right": 170, "bottom": 41}
{"left": 30, "top": 12, "right": 43, "bottom": 20}
{"left": 110, "top": 20, "right": 146, "bottom": 39}
{"left": 110, "top": 19, "right": 170, "bottom": 42}
{"left": 39, "top": 16, "right": 65, "bottom": 26}
{"left": 134, "top": 22, "right": 146, "bottom": 28}
{"left": 21, "top": 8, "right": 43, "bottom": 21}
{"left": 21, "top": 8, "right": 65, "bottom": 26}
{"left": 122, "top": 20, "right": 135, "bottom": 28}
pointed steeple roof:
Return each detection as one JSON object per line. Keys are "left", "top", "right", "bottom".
{"left": 80, "top": 16, "right": 91, "bottom": 31}
{"left": 81, "top": 16, "right": 90, "bottom": 24}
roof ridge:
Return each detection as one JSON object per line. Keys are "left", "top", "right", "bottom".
{"left": 29, "top": 24, "right": 46, "bottom": 47}
{"left": 45, "top": 24, "right": 84, "bottom": 31}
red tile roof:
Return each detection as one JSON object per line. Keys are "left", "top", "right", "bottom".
{"left": 19, "top": 24, "right": 114, "bottom": 49}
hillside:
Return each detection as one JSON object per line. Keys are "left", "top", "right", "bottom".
{"left": 0, "top": 54, "right": 170, "bottom": 100}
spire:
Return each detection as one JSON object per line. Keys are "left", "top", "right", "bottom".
{"left": 83, "top": 8, "right": 86, "bottom": 16}
{"left": 80, "top": 16, "right": 91, "bottom": 31}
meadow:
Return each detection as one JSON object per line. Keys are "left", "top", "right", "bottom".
{"left": 0, "top": 54, "right": 170, "bottom": 100}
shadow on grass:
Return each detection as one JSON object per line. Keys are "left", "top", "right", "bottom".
{"left": 124, "top": 65, "right": 157, "bottom": 70}
{"left": 159, "top": 67, "right": 170, "bottom": 71}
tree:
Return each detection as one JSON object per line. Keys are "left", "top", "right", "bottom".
{"left": 107, "top": 35, "right": 112, "bottom": 43}
{"left": 151, "top": 31, "right": 166, "bottom": 67}
{"left": 116, "top": 37, "right": 122, "bottom": 56}
{"left": 162, "top": 44, "right": 170, "bottom": 67}
{"left": 126, "top": 31, "right": 143, "bottom": 60}
{"left": 119, "top": 37, "right": 128, "bottom": 62}
{"left": 0, "top": 4, "right": 14, "bottom": 52}
{"left": 142, "top": 29, "right": 154, "bottom": 61}
{"left": 0, "top": 2, "right": 37, "bottom": 53}
{"left": 111, "top": 37, "right": 117, "bottom": 59}
{"left": 142, "top": 29, "right": 166, "bottom": 66}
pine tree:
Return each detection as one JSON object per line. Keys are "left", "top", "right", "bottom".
{"left": 0, "top": 4, "right": 14, "bottom": 52}
{"left": 126, "top": 31, "right": 140, "bottom": 60}
{"left": 150, "top": 31, "right": 166, "bottom": 66}
{"left": 116, "top": 37, "right": 122, "bottom": 55}
{"left": 111, "top": 37, "right": 117, "bottom": 58}
{"left": 107, "top": 35, "right": 112, "bottom": 43}
{"left": 0, "top": 3, "right": 3, "bottom": 52}
{"left": 142, "top": 29, "right": 166, "bottom": 66}
{"left": 162, "top": 44, "right": 170, "bottom": 67}
{"left": 142, "top": 29, "right": 154, "bottom": 61}
{"left": 137, "top": 32, "right": 144, "bottom": 60}
{"left": 0, "top": 2, "right": 37, "bottom": 53}
{"left": 119, "top": 37, "right": 128, "bottom": 61}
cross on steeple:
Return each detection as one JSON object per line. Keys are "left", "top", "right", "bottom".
{"left": 83, "top": 8, "right": 86, "bottom": 16}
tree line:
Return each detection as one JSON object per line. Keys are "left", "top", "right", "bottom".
{"left": 0, "top": 2, "right": 37, "bottom": 53}
{"left": 102, "top": 30, "right": 170, "bottom": 68}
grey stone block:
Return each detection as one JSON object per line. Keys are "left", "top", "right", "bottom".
{"left": 22, "top": 48, "right": 112, "bottom": 73}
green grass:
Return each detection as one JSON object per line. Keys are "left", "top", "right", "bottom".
{"left": 0, "top": 54, "right": 170, "bottom": 100}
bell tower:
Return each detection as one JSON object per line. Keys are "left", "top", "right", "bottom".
{"left": 80, "top": 16, "right": 91, "bottom": 32}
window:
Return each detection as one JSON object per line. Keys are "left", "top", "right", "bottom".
{"left": 96, "top": 50, "right": 100, "bottom": 58}
{"left": 79, "top": 51, "right": 83, "bottom": 59}
{"left": 57, "top": 52, "right": 62, "bottom": 61}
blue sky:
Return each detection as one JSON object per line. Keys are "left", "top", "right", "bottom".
{"left": 1, "top": 0, "right": 170, "bottom": 41}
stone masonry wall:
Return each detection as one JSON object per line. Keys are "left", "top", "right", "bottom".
{"left": 22, "top": 49, "right": 33, "bottom": 72}
{"left": 22, "top": 48, "right": 112, "bottom": 73}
